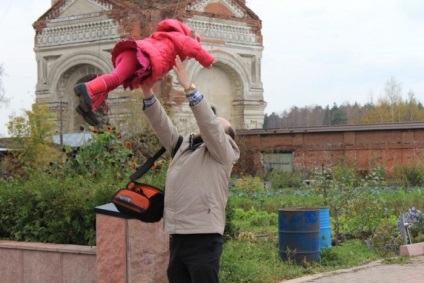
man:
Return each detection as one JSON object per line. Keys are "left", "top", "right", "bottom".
{"left": 140, "top": 55, "right": 240, "bottom": 283}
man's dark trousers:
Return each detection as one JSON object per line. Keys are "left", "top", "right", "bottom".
{"left": 167, "top": 233, "right": 223, "bottom": 283}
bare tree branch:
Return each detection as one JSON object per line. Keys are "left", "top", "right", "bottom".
{"left": 0, "top": 64, "right": 11, "bottom": 108}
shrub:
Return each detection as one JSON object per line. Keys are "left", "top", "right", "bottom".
{"left": 365, "top": 219, "right": 403, "bottom": 256}
{"left": 0, "top": 126, "right": 170, "bottom": 245}
{"left": 56, "top": 127, "right": 134, "bottom": 180}
{"left": 234, "top": 175, "right": 264, "bottom": 196}
{"left": 0, "top": 158, "right": 172, "bottom": 246}
{"left": 224, "top": 198, "right": 240, "bottom": 239}
{"left": 267, "top": 170, "right": 303, "bottom": 189}
{"left": 6, "top": 103, "right": 63, "bottom": 178}
{"left": 230, "top": 207, "right": 278, "bottom": 236}
{"left": 398, "top": 207, "right": 424, "bottom": 243}
{"left": 0, "top": 174, "right": 118, "bottom": 245}
{"left": 393, "top": 164, "right": 424, "bottom": 187}
{"left": 312, "top": 162, "right": 389, "bottom": 242}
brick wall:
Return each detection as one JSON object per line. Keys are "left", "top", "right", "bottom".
{"left": 235, "top": 124, "right": 424, "bottom": 177}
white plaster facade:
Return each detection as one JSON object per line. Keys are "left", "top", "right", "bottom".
{"left": 34, "top": 0, "right": 266, "bottom": 134}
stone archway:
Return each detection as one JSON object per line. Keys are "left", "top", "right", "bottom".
{"left": 185, "top": 49, "right": 251, "bottom": 130}
{"left": 54, "top": 64, "right": 103, "bottom": 133}
{"left": 42, "top": 49, "right": 114, "bottom": 133}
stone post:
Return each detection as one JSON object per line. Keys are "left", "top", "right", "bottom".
{"left": 95, "top": 203, "right": 169, "bottom": 283}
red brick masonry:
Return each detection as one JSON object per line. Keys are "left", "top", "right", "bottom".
{"left": 237, "top": 122, "right": 424, "bottom": 176}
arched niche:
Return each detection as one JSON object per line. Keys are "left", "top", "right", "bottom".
{"left": 185, "top": 50, "right": 251, "bottom": 128}
{"left": 48, "top": 51, "right": 113, "bottom": 132}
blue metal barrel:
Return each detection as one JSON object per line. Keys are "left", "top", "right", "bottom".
{"left": 278, "top": 208, "right": 320, "bottom": 264}
{"left": 319, "top": 207, "right": 332, "bottom": 249}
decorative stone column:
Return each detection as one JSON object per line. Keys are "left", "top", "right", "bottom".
{"left": 95, "top": 203, "right": 169, "bottom": 283}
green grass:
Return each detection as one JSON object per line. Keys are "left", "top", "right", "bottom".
{"left": 220, "top": 237, "right": 379, "bottom": 283}
{"left": 220, "top": 184, "right": 424, "bottom": 282}
{"left": 382, "top": 256, "right": 411, "bottom": 265}
{"left": 320, "top": 239, "right": 379, "bottom": 268}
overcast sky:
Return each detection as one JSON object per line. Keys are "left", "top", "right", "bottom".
{"left": 1, "top": 0, "right": 424, "bottom": 136}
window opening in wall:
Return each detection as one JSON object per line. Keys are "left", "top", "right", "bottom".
{"left": 263, "top": 152, "right": 293, "bottom": 174}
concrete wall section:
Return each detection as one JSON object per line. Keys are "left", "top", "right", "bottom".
{"left": 0, "top": 241, "right": 96, "bottom": 283}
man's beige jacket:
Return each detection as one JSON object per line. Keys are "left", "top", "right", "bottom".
{"left": 144, "top": 97, "right": 240, "bottom": 235}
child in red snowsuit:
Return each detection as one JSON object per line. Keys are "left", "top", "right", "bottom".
{"left": 75, "top": 19, "right": 214, "bottom": 126}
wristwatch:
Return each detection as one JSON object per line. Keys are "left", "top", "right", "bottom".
{"left": 184, "top": 83, "right": 196, "bottom": 94}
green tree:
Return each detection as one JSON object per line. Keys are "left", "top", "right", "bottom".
{"left": 330, "top": 103, "right": 348, "bottom": 125}
{"left": 7, "top": 103, "right": 62, "bottom": 175}
{"left": 263, "top": 112, "right": 281, "bottom": 128}
{"left": 323, "top": 105, "right": 331, "bottom": 125}
{"left": 263, "top": 113, "right": 270, "bottom": 128}
{"left": 59, "top": 127, "right": 134, "bottom": 180}
{"left": 355, "top": 78, "right": 424, "bottom": 124}
{"left": 313, "top": 162, "right": 387, "bottom": 243}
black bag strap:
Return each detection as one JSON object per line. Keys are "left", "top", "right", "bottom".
{"left": 129, "top": 135, "right": 183, "bottom": 181}
{"left": 171, "top": 135, "right": 184, "bottom": 159}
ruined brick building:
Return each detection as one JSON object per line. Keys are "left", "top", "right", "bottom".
{"left": 32, "top": 0, "right": 266, "bottom": 135}
{"left": 236, "top": 122, "right": 424, "bottom": 178}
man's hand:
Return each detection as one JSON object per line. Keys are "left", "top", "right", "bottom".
{"left": 140, "top": 77, "right": 163, "bottom": 98}
{"left": 172, "top": 55, "right": 191, "bottom": 90}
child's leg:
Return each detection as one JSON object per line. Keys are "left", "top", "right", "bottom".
{"left": 86, "top": 49, "right": 140, "bottom": 96}
{"left": 75, "top": 48, "right": 144, "bottom": 122}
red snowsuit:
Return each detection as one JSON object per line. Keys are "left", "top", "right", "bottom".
{"left": 111, "top": 19, "right": 215, "bottom": 89}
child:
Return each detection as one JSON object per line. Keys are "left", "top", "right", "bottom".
{"left": 75, "top": 19, "right": 215, "bottom": 126}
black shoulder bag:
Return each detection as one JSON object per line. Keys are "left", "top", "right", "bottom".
{"left": 112, "top": 136, "right": 183, "bottom": 223}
